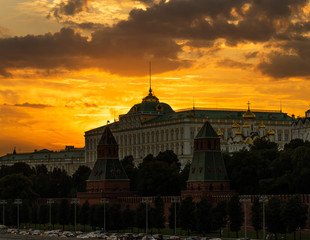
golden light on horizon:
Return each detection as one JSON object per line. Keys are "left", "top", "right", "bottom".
{"left": 1, "top": 0, "right": 310, "bottom": 155}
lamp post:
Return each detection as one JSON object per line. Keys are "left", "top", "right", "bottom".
{"left": 259, "top": 196, "right": 268, "bottom": 240}
{"left": 71, "top": 198, "right": 79, "bottom": 233}
{"left": 101, "top": 198, "right": 109, "bottom": 233}
{"left": 240, "top": 196, "right": 250, "bottom": 240}
{"left": 47, "top": 199, "right": 54, "bottom": 230}
{"left": 0, "top": 200, "right": 7, "bottom": 225}
{"left": 14, "top": 199, "right": 22, "bottom": 230}
{"left": 142, "top": 197, "right": 152, "bottom": 234}
{"left": 171, "top": 197, "right": 180, "bottom": 236}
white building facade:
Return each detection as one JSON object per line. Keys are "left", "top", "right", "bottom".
{"left": 85, "top": 90, "right": 293, "bottom": 167}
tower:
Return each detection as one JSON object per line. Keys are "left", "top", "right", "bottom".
{"left": 86, "top": 127, "right": 130, "bottom": 196}
{"left": 184, "top": 120, "right": 233, "bottom": 199}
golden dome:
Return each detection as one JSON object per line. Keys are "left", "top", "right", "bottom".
{"left": 259, "top": 122, "right": 266, "bottom": 128}
{"left": 217, "top": 128, "right": 224, "bottom": 137}
{"left": 243, "top": 123, "right": 250, "bottom": 128}
{"left": 243, "top": 101, "right": 256, "bottom": 120}
{"left": 267, "top": 128, "right": 275, "bottom": 135}
{"left": 235, "top": 128, "right": 242, "bottom": 136}
{"left": 142, "top": 88, "right": 159, "bottom": 103}
{"left": 232, "top": 121, "right": 240, "bottom": 129}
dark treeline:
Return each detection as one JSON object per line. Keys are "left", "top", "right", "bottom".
{"left": 224, "top": 138, "right": 310, "bottom": 195}
{"left": 0, "top": 140, "right": 309, "bottom": 237}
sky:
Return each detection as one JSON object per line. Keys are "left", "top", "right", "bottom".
{"left": 1, "top": 0, "right": 310, "bottom": 155}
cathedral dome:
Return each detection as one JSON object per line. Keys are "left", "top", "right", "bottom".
{"left": 267, "top": 128, "right": 275, "bottom": 135}
{"left": 235, "top": 129, "right": 242, "bottom": 136}
{"left": 217, "top": 128, "right": 224, "bottom": 137}
{"left": 128, "top": 89, "right": 174, "bottom": 114}
{"left": 243, "top": 102, "right": 256, "bottom": 121}
{"left": 243, "top": 123, "right": 250, "bottom": 128}
{"left": 259, "top": 122, "right": 266, "bottom": 128}
{"left": 232, "top": 121, "right": 240, "bottom": 129}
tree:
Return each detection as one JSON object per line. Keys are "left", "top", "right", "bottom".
{"left": 123, "top": 205, "right": 136, "bottom": 232}
{"left": 168, "top": 200, "right": 180, "bottom": 231}
{"left": 0, "top": 173, "right": 38, "bottom": 201}
{"left": 107, "top": 204, "right": 123, "bottom": 230}
{"left": 266, "top": 197, "right": 286, "bottom": 240}
{"left": 196, "top": 197, "right": 213, "bottom": 234}
{"left": 180, "top": 196, "right": 196, "bottom": 235}
{"left": 58, "top": 199, "right": 70, "bottom": 230}
{"left": 251, "top": 197, "right": 262, "bottom": 239}
{"left": 212, "top": 200, "right": 227, "bottom": 236}
{"left": 30, "top": 204, "right": 38, "bottom": 228}
{"left": 151, "top": 196, "right": 165, "bottom": 231}
{"left": 283, "top": 196, "right": 308, "bottom": 240}
{"left": 137, "top": 152, "right": 182, "bottom": 196}
{"left": 121, "top": 155, "right": 139, "bottom": 191}
{"left": 39, "top": 204, "right": 49, "bottom": 227}
{"left": 80, "top": 201, "right": 90, "bottom": 230}
{"left": 89, "top": 204, "right": 99, "bottom": 230}
{"left": 72, "top": 166, "right": 91, "bottom": 193}
{"left": 227, "top": 195, "right": 242, "bottom": 238}
{"left": 135, "top": 203, "right": 146, "bottom": 231}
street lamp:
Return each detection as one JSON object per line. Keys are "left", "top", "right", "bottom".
{"left": 14, "top": 199, "right": 22, "bottom": 230}
{"left": 0, "top": 200, "right": 7, "bottom": 225}
{"left": 240, "top": 196, "right": 250, "bottom": 240}
{"left": 171, "top": 197, "right": 180, "bottom": 236}
{"left": 101, "top": 198, "right": 109, "bottom": 233}
{"left": 47, "top": 199, "right": 55, "bottom": 230}
{"left": 142, "top": 197, "right": 152, "bottom": 234}
{"left": 259, "top": 196, "right": 268, "bottom": 240}
{"left": 71, "top": 198, "right": 79, "bottom": 233}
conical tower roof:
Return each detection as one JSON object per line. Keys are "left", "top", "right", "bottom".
{"left": 188, "top": 121, "right": 229, "bottom": 182}
{"left": 88, "top": 127, "right": 129, "bottom": 182}
{"left": 98, "top": 127, "right": 117, "bottom": 145}
{"left": 195, "top": 121, "right": 219, "bottom": 139}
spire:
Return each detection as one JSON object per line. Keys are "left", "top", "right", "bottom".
{"left": 13, "top": 147, "right": 16, "bottom": 155}
{"left": 149, "top": 61, "right": 152, "bottom": 94}
{"left": 142, "top": 62, "right": 159, "bottom": 103}
{"left": 243, "top": 101, "right": 256, "bottom": 120}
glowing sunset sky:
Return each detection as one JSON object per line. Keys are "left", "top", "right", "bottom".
{"left": 1, "top": 0, "right": 310, "bottom": 155}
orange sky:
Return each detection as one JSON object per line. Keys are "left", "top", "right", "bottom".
{"left": 1, "top": 0, "right": 310, "bottom": 156}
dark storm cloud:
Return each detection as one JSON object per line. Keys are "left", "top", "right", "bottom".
{"left": 49, "top": 0, "right": 89, "bottom": 20}
{"left": 0, "top": 0, "right": 309, "bottom": 78}
{"left": 258, "top": 39, "right": 310, "bottom": 78}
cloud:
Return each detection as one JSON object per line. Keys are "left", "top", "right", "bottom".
{"left": 49, "top": 0, "right": 90, "bottom": 20}
{"left": 84, "top": 102, "right": 98, "bottom": 107}
{"left": 244, "top": 51, "right": 259, "bottom": 59}
{"left": 0, "top": 0, "right": 309, "bottom": 78}
{"left": 4, "top": 102, "right": 53, "bottom": 109}
{"left": 257, "top": 38, "right": 310, "bottom": 78}
{"left": 216, "top": 58, "right": 252, "bottom": 70}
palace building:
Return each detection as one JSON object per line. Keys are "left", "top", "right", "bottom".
{"left": 0, "top": 146, "right": 85, "bottom": 176}
{"left": 84, "top": 88, "right": 293, "bottom": 167}
{"left": 292, "top": 109, "right": 310, "bottom": 141}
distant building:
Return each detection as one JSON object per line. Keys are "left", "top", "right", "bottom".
{"left": 85, "top": 88, "right": 293, "bottom": 167}
{"left": 292, "top": 109, "right": 310, "bottom": 141}
{"left": 0, "top": 146, "right": 85, "bottom": 176}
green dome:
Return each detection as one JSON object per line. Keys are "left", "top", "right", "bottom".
{"left": 128, "top": 101, "right": 174, "bottom": 114}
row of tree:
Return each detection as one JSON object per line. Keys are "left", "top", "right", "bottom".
{"left": 1, "top": 139, "right": 310, "bottom": 201}
{"left": 0, "top": 194, "right": 307, "bottom": 239}
{"left": 224, "top": 138, "right": 310, "bottom": 195}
